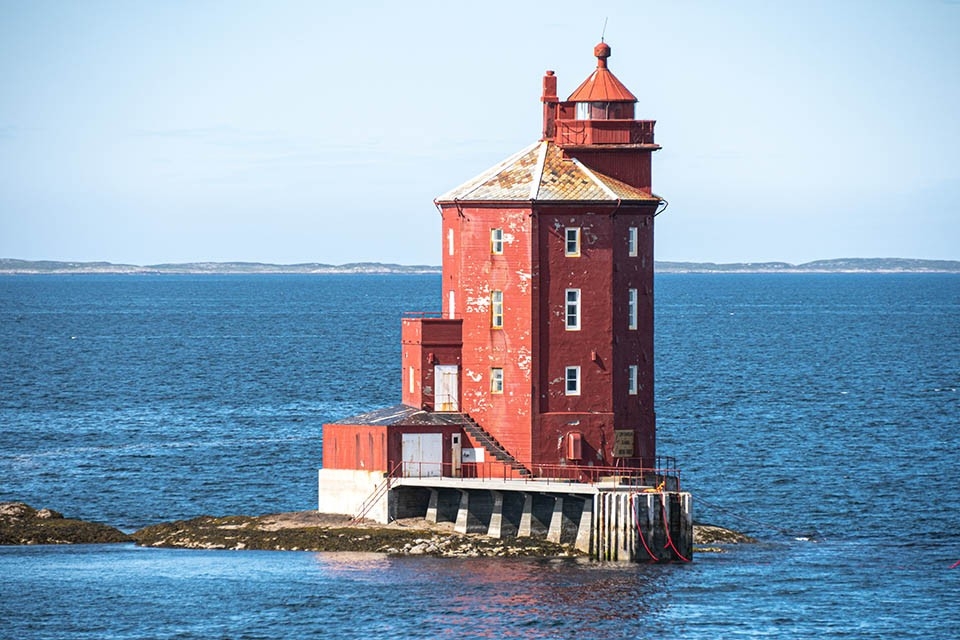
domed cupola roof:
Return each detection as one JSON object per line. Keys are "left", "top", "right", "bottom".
{"left": 566, "top": 42, "right": 637, "bottom": 103}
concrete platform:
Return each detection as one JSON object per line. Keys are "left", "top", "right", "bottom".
{"left": 319, "top": 471, "right": 692, "bottom": 563}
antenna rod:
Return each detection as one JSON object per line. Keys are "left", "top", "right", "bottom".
{"left": 601, "top": 17, "right": 608, "bottom": 42}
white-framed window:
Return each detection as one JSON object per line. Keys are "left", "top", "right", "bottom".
{"left": 565, "top": 227, "right": 581, "bottom": 257}
{"left": 576, "top": 102, "right": 590, "bottom": 120}
{"left": 565, "top": 366, "right": 581, "bottom": 396}
{"left": 448, "top": 228, "right": 454, "bottom": 256}
{"left": 491, "top": 228, "right": 503, "bottom": 255}
{"left": 628, "top": 227, "right": 638, "bottom": 257}
{"left": 565, "top": 288, "right": 581, "bottom": 330}
{"left": 628, "top": 288, "right": 638, "bottom": 330}
{"left": 409, "top": 366, "right": 415, "bottom": 394}
{"left": 491, "top": 290, "right": 504, "bottom": 328}
{"left": 628, "top": 365, "right": 638, "bottom": 395}
{"left": 448, "top": 290, "right": 455, "bottom": 320}
{"left": 491, "top": 368, "right": 504, "bottom": 394}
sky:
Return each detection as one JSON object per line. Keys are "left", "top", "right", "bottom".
{"left": 1, "top": 0, "right": 958, "bottom": 265}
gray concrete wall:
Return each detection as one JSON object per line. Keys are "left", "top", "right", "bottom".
{"left": 318, "top": 469, "right": 388, "bottom": 523}
{"left": 594, "top": 490, "right": 692, "bottom": 562}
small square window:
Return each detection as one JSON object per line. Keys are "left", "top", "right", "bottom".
{"left": 491, "top": 228, "right": 504, "bottom": 255}
{"left": 491, "top": 368, "right": 504, "bottom": 394}
{"left": 491, "top": 290, "right": 504, "bottom": 329}
{"left": 628, "top": 227, "right": 638, "bottom": 257}
{"left": 565, "top": 227, "right": 581, "bottom": 257}
{"left": 628, "top": 365, "right": 638, "bottom": 395}
{"left": 565, "top": 366, "right": 581, "bottom": 396}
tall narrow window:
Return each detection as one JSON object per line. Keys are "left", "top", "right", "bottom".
{"left": 491, "top": 228, "right": 503, "bottom": 255}
{"left": 448, "top": 290, "right": 455, "bottom": 320}
{"left": 491, "top": 290, "right": 504, "bottom": 328}
{"left": 628, "top": 227, "right": 638, "bottom": 257}
{"left": 628, "top": 288, "right": 638, "bottom": 330}
{"left": 409, "top": 366, "right": 415, "bottom": 394}
{"left": 565, "top": 289, "right": 581, "bottom": 330}
{"left": 448, "top": 228, "right": 454, "bottom": 256}
{"left": 565, "top": 227, "right": 581, "bottom": 257}
{"left": 628, "top": 365, "right": 638, "bottom": 395}
{"left": 565, "top": 366, "right": 581, "bottom": 396}
{"left": 490, "top": 368, "right": 504, "bottom": 394}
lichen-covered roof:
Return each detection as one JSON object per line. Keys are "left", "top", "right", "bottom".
{"left": 435, "top": 141, "right": 659, "bottom": 203}
{"left": 331, "top": 404, "right": 475, "bottom": 427}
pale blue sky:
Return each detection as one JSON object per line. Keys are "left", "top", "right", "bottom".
{"left": 1, "top": 0, "right": 957, "bottom": 265}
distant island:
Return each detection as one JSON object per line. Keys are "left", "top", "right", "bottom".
{"left": 655, "top": 258, "right": 960, "bottom": 273}
{"left": 1, "top": 257, "right": 958, "bottom": 275}
{"left": 0, "top": 259, "right": 440, "bottom": 275}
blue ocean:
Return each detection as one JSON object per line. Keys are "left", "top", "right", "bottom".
{"left": 1, "top": 273, "right": 958, "bottom": 639}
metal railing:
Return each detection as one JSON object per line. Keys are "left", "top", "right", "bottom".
{"left": 556, "top": 119, "right": 656, "bottom": 146}
{"left": 393, "top": 459, "right": 681, "bottom": 491}
{"left": 350, "top": 461, "right": 404, "bottom": 524}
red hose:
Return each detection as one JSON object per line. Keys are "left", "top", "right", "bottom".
{"left": 660, "top": 493, "right": 691, "bottom": 563}
{"left": 631, "top": 493, "right": 659, "bottom": 562}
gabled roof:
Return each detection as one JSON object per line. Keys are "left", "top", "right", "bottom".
{"left": 567, "top": 41, "right": 637, "bottom": 103}
{"left": 435, "top": 141, "right": 658, "bottom": 203}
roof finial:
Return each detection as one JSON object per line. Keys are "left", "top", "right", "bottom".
{"left": 594, "top": 40, "right": 611, "bottom": 69}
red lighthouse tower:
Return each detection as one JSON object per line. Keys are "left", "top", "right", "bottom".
{"left": 429, "top": 41, "right": 662, "bottom": 471}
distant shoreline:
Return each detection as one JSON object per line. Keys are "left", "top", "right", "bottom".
{"left": 1, "top": 257, "right": 959, "bottom": 275}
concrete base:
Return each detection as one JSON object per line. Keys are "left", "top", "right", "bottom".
{"left": 317, "top": 472, "right": 692, "bottom": 563}
{"left": 317, "top": 468, "right": 390, "bottom": 524}
{"left": 454, "top": 491, "right": 470, "bottom": 534}
{"left": 575, "top": 494, "right": 593, "bottom": 553}
{"left": 488, "top": 491, "right": 505, "bottom": 538}
{"left": 547, "top": 496, "right": 565, "bottom": 543}
{"left": 594, "top": 489, "right": 693, "bottom": 562}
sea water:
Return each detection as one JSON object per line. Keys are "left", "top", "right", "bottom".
{"left": 1, "top": 274, "right": 958, "bottom": 639}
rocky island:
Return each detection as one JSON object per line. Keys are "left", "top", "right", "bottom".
{"left": 1, "top": 501, "right": 752, "bottom": 556}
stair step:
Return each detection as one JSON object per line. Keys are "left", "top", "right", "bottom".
{"left": 459, "top": 413, "right": 531, "bottom": 476}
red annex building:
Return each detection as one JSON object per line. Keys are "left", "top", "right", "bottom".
{"left": 320, "top": 42, "right": 667, "bottom": 520}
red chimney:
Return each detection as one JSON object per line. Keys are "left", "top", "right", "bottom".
{"left": 541, "top": 70, "right": 558, "bottom": 140}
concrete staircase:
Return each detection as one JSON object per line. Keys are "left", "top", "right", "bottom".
{"left": 458, "top": 414, "right": 531, "bottom": 477}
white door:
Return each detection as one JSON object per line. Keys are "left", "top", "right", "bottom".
{"left": 401, "top": 433, "right": 443, "bottom": 478}
{"left": 451, "top": 434, "right": 462, "bottom": 478}
{"left": 434, "top": 365, "right": 459, "bottom": 412}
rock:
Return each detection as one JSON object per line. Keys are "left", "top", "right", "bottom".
{"left": 0, "top": 502, "right": 36, "bottom": 518}
{"left": 130, "top": 512, "right": 582, "bottom": 558}
{"left": 694, "top": 523, "right": 756, "bottom": 545}
{"left": 0, "top": 502, "right": 131, "bottom": 545}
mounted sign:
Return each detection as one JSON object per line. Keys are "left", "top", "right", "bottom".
{"left": 612, "top": 430, "right": 635, "bottom": 458}
{"left": 461, "top": 448, "right": 485, "bottom": 463}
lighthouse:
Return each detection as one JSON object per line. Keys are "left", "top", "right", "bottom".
{"left": 431, "top": 40, "right": 662, "bottom": 471}
{"left": 319, "top": 42, "right": 691, "bottom": 562}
